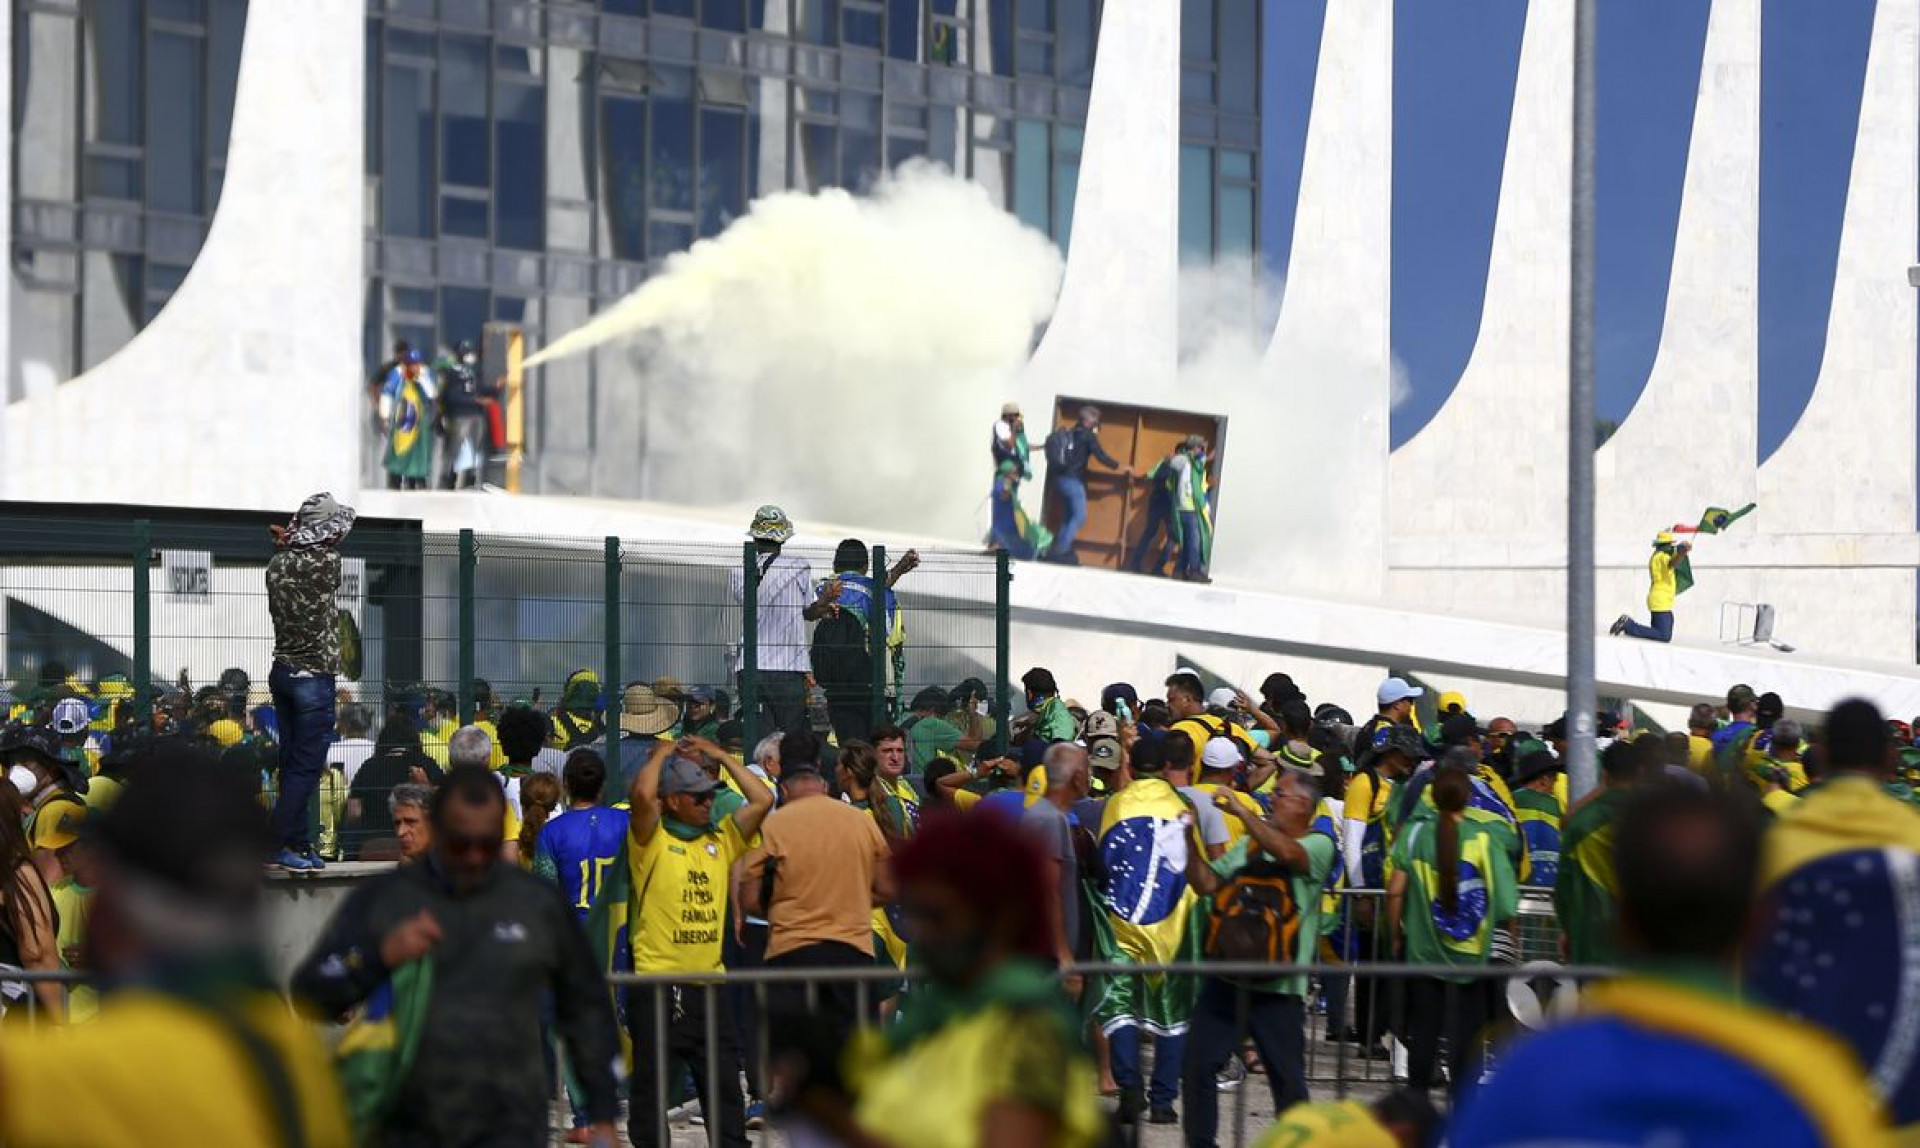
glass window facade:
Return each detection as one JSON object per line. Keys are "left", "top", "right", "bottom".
{"left": 11, "top": 0, "right": 1259, "bottom": 492}
{"left": 10, "top": 0, "right": 249, "bottom": 395}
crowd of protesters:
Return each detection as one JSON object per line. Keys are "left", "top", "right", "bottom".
{"left": 2, "top": 495, "right": 1920, "bottom": 1145}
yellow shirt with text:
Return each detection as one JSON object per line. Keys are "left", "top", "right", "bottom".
{"left": 629, "top": 817, "right": 749, "bottom": 973}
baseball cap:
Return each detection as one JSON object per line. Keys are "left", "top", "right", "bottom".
{"left": 1087, "top": 736, "right": 1122, "bottom": 769}
{"left": 1100, "top": 682, "right": 1140, "bottom": 714}
{"left": 50, "top": 697, "right": 91, "bottom": 736}
{"left": 619, "top": 684, "right": 677, "bottom": 737}
{"left": 1377, "top": 677, "right": 1424, "bottom": 706}
{"left": 1083, "top": 710, "right": 1120, "bottom": 741}
{"left": 686, "top": 685, "right": 716, "bottom": 706}
{"left": 1200, "top": 737, "right": 1244, "bottom": 772}
{"left": 659, "top": 755, "right": 720, "bottom": 797}
{"left": 1436, "top": 691, "right": 1468, "bottom": 716}
{"left": 1206, "top": 687, "right": 1241, "bottom": 711}
{"left": 1023, "top": 765, "right": 1048, "bottom": 808}
{"left": 1001, "top": 402, "right": 1022, "bottom": 418}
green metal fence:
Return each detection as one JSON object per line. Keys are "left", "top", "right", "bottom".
{"left": 0, "top": 504, "right": 1010, "bottom": 790}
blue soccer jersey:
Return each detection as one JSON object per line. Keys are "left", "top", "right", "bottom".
{"left": 537, "top": 805, "right": 630, "bottom": 919}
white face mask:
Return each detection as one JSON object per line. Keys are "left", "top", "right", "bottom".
{"left": 7, "top": 767, "right": 38, "bottom": 797}
{"left": 976, "top": 701, "right": 989, "bottom": 716}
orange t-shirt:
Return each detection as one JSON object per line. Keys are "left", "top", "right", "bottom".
{"left": 743, "top": 795, "right": 890, "bottom": 961}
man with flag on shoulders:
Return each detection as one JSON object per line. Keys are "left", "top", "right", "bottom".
{"left": 1088, "top": 735, "right": 1207, "bottom": 1127}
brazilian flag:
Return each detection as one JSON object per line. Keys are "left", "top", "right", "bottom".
{"left": 584, "top": 838, "right": 637, "bottom": 1072}
{"left": 1693, "top": 503, "right": 1756, "bottom": 535}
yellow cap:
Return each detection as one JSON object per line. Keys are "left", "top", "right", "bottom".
{"left": 1437, "top": 691, "right": 1468, "bottom": 716}
{"left": 1655, "top": 531, "right": 1676, "bottom": 545}
{"left": 1023, "top": 764, "right": 1048, "bottom": 808}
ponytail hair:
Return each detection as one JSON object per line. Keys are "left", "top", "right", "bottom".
{"left": 518, "top": 773, "right": 562, "bottom": 860}
{"left": 1431, "top": 766, "right": 1472, "bottom": 915}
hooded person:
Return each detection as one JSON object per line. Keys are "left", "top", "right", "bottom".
{"left": 266, "top": 493, "right": 356, "bottom": 874}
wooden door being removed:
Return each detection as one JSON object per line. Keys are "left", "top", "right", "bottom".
{"left": 1038, "top": 397, "right": 1226, "bottom": 573}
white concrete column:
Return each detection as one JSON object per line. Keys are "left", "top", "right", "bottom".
{"left": 1020, "top": 0, "right": 1180, "bottom": 400}
{"left": 0, "top": 2, "right": 365, "bottom": 509}
{"left": 1256, "top": 0, "right": 1392, "bottom": 598}
{"left": 1387, "top": 0, "right": 1572, "bottom": 620}
{"left": 1758, "top": 0, "right": 1917, "bottom": 535}
{"left": 1752, "top": 0, "right": 1918, "bottom": 663}
{"left": 1595, "top": 0, "right": 1759, "bottom": 540}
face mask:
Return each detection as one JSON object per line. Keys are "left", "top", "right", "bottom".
{"left": 976, "top": 701, "right": 990, "bottom": 716}
{"left": 7, "top": 767, "right": 37, "bottom": 796}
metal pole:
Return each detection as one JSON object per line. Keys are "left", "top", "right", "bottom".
{"left": 131, "top": 520, "right": 151, "bottom": 723}
{"left": 994, "top": 548, "right": 1011, "bottom": 756}
{"left": 869, "top": 544, "right": 888, "bottom": 731}
{"left": 458, "top": 529, "right": 476, "bottom": 725}
{"left": 1567, "top": 0, "right": 1600, "bottom": 799}
{"left": 742, "top": 542, "right": 760, "bottom": 753}
{"left": 605, "top": 537, "right": 621, "bottom": 768}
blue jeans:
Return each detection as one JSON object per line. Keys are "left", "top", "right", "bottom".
{"left": 1110, "top": 1024, "right": 1185, "bottom": 1110}
{"left": 1178, "top": 511, "right": 1205, "bottom": 576}
{"left": 269, "top": 661, "right": 336, "bottom": 852}
{"left": 1050, "top": 475, "right": 1087, "bottom": 556}
{"left": 1622, "top": 610, "right": 1674, "bottom": 642}
{"left": 1182, "top": 980, "right": 1306, "bottom": 1148}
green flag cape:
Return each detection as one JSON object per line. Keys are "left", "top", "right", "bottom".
{"left": 336, "top": 959, "right": 435, "bottom": 1142}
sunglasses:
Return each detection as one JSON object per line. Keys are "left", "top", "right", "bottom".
{"left": 676, "top": 790, "right": 717, "bottom": 805}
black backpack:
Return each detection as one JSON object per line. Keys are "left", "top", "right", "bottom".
{"left": 810, "top": 608, "right": 872, "bottom": 690}
{"left": 1044, "top": 428, "right": 1080, "bottom": 471}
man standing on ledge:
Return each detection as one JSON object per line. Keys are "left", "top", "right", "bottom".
{"left": 1044, "top": 405, "right": 1131, "bottom": 564}
{"left": 1611, "top": 530, "right": 1689, "bottom": 642}
{"left": 729, "top": 505, "right": 824, "bottom": 735}
{"left": 267, "top": 492, "right": 354, "bottom": 872}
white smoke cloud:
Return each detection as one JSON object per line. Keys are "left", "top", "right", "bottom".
{"left": 530, "top": 167, "right": 1397, "bottom": 588}
{"left": 524, "top": 163, "right": 1063, "bottom": 534}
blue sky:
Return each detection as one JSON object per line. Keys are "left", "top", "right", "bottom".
{"left": 1260, "top": 0, "right": 1880, "bottom": 455}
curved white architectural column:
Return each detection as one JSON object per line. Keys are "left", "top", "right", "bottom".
{"left": 1020, "top": 0, "right": 1179, "bottom": 399}
{"left": 1257, "top": 0, "right": 1392, "bottom": 599}
{"left": 1595, "top": 0, "right": 1758, "bottom": 540}
{"left": 1386, "top": 0, "right": 1572, "bottom": 619}
{"left": 1759, "top": 0, "right": 1917, "bottom": 535}
{"left": 0, "top": 2, "right": 363, "bottom": 509}
{"left": 1752, "top": 0, "right": 1919, "bottom": 663}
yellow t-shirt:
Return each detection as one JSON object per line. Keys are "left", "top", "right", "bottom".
{"left": 473, "top": 719, "right": 508, "bottom": 769}
{"left": 1647, "top": 550, "right": 1678, "bottom": 612}
{"left": 421, "top": 718, "right": 455, "bottom": 769}
{"left": 1689, "top": 734, "right": 1715, "bottom": 773}
{"left": 50, "top": 880, "right": 95, "bottom": 1023}
{"left": 629, "top": 817, "right": 749, "bottom": 973}
{"left": 1257, "top": 1099, "right": 1397, "bottom": 1147}
{"left": 0, "top": 991, "right": 350, "bottom": 1147}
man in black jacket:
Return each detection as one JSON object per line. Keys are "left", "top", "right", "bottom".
{"left": 293, "top": 765, "right": 621, "bottom": 1147}
{"left": 1044, "top": 405, "right": 1131, "bottom": 564}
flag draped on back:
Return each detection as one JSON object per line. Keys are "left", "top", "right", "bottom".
{"left": 584, "top": 836, "right": 636, "bottom": 1072}
{"left": 1090, "top": 779, "right": 1202, "bottom": 1036}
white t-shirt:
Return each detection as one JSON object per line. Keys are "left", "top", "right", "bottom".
{"left": 327, "top": 737, "right": 376, "bottom": 786}
{"left": 729, "top": 551, "right": 815, "bottom": 675}
{"left": 1169, "top": 452, "right": 1195, "bottom": 507}
{"left": 1177, "top": 785, "right": 1231, "bottom": 848}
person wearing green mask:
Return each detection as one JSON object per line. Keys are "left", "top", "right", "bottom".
{"left": 623, "top": 739, "right": 773, "bottom": 1148}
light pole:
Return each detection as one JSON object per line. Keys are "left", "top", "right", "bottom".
{"left": 1567, "top": 0, "right": 1599, "bottom": 800}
